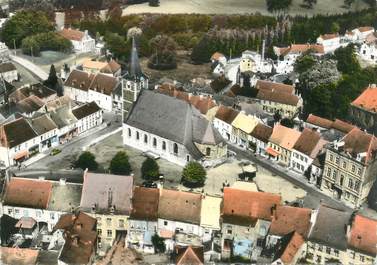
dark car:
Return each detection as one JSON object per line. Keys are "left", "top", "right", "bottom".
{"left": 142, "top": 181, "right": 158, "bottom": 188}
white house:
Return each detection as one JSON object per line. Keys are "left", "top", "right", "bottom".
{"left": 359, "top": 38, "right": 377, "bottom": 64}
{"left": 0, "top": 42, "right": 10, "bottom": 62}
{"left": 72, "top": 101, "right": 103, "bottom": 134}
{"left": 274, "top": 44, "right": 325, "bottom": 74}
{"left": 352, "top": 26, "right": 375, "bottom": 43}
{"left": 0, "top": 62, "right": 17, "bottom": 83}
{"left": 290, "top": 128, "right": 327, "bottom": 174}
{"left": 127, "top": 187, "right": 159, "bottom": 254}
{"left": 58, "top": 28, "right": 95, "bottom": 53}
{"left": 64, "top": 69, "right": 121, "bottom": 111}
{"left": 213, "top": 105, "right": 239, "bottom": 142}
{"left": 157, "top": 189, "right": 203, "bottom": 252}
{"left": 2, "top": 177, "right": 82, "bottom": 232}
{"left": 316, "top": 33, "right": 341, "bottom": 53}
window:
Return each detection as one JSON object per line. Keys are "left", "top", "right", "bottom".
{"left": 49, "top": 212, "right": 54, "bottom": 220}
{"left": 186, "top": 155, "right": 190, "bottom": 162}
{"left": 352, "top": 165, "right": 356, "bottom": 172}
{"left": 7, "top": 209, "right": 12, "bottom": 215}
{"left": 326, "top": 247, "right": 331, "bottom": 254}
{"left": 153, "top": 138, "right": 157, "bottom": 148}
{"left": 348, "top": 179, "right": 354, "bottom": 189}
{"left": 144, "top": 134, "right": 148, "bottom": 144}
{"left": 318, "top": 245, "right": 323, "bottom": 252}
{"left": 128, "top": 128, "right": 131, "bottom": 137}
{"left": 36, "top": 211, "right": 42, "bottom": 218}
{"left": 173, "top": 143, "right": 178, "bottom": 155}
{"left": 335, "top": 156, "right": 339, "bottom": 164}
{"left": 15, "top": 209, "right": 20, "bottom": 214}
{"left": 342, "top": 161, "right": 347, "bottom": 169}
{"left": 332, "top": 170, "right": 337, "bottom": 180}
{"left": 164, "top": 221, "right": 168, "bottom": 226}
{"left": 206, "top": 147, "right": 211, "bottom": 156}
{"left": 107, "top": 230, "right": 112, "bottom": 237}
{"left": 136, "top": 131, "right": 140, "bottom": 140}
{"left": 351, "top": 251, "right": 355, "bottom": 259}
{"left": 98, "top": 229, "right": 102, "bottom": 235}
{"left": 360, "top": 256, "right": 365, "bottom": 262}
{"left": 227, "top": 229, "right": 232, "bottom": 235}
{"left": 106, "top": 218, "right": 112, "bottom": 226}
{"left": 355, "top": 181, "right": 361, "bottom": 192}
{"left": 162, "top": 141, "right": 166, "bottom": 151}
{"left": 327, "top": 168, "right": 331, "bottom": 177}
{"left": 357, "top": 167, "right": 362, "bottom": 176}
{"left": 119, "top": 219, "right": 124, "bottom": 227}
{"left": 330, "top": 154, "right": 334, "bottom": 161}
{"left": 334, "top": 249, "right": 339, "bottom": 257}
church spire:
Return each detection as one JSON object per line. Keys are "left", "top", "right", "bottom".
{"left": 128, "top": 37, "right": 143, "bottom": 80}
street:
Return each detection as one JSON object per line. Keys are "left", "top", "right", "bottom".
{"left": 228, "top": 145, "right": 353, "bottom": 212}
{"left": 27, "top": 112, "right": 122, "bottom": 170}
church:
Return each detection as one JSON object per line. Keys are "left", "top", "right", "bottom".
{"left": 122, "top": 39, "right": 227, "bottom": 166}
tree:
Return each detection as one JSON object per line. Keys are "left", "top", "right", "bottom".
{"left": 109, "top": 151, "right": 132, "bottom": 175}
{"left": 1, "top": 10, "right": 53, "bottom": 47}
{"left": 141, "top": 157, "right": 160, "bottom": 181}
{"left": 75, "top": 151, "right": 98, "bottom": 171}
{"left": 190, "top": 35, "right": 212, "bottom": 64}
{"left": 294, "top": 54, "right": 316, "bottom": 75}
{"left": 302, "top": 0, "right": 317, "bottom": 8}
{"left": 334, "top": 44, "right": 361, "bottom": 75}
{"left": 152, "top": 234, "right": 165, "bottom": 253}
{"left": 280, "top": 118, "right": 295, "bottom": 128}
{"left": 182, "top": 162, "right": 206, "bottom": 187}
{"left": 44, "top": 64, "right": 63, "bottom": 96}
{"left": 148, "top": 35, "right": 177, "bottom": 70}
{"left": 266, "top": 0, "right": 292, "bottom": 13}
{"left": 274, "top": 111, "right": 282, "bottom": 122}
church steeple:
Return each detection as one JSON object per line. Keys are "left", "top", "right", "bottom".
{"left": 128, "top": 37, "right": 143, "bottom": 80}
{"left": 122, "top": 36, "right": 149, "bottom": 121}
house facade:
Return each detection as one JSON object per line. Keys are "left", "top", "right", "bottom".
{"left": 231, "top": 112, "right": 259, "bottom": 148}
{"left": 79, "top": 171, "right": 133, "bottom": 255}
{"left": 316, "top": 34, "right": 341, "bottom": 53}
{"left": 0, "top": 62, "right": 17, "bottom": 83}
{"left": 58, "top": 28, "right": 95, "bottom": 53}
{"left": 248, "top": 123, "right": 273, "bottom": 157}
{"left": 320, "top": 128, "right": 377, "bottom": 208}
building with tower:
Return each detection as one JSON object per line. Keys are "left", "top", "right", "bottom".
{"left": 122, "top": 37, "right": 149, "bottom": 119}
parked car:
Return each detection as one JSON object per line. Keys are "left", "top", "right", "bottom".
{"left": 50, "top": 148, "right": 61, "bottom": 156}
{"left": 142, "top": 181, "right": 157, "bottom": 188}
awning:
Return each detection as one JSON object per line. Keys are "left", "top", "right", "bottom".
{"left": 13, "top": 150, "right": 29, "bottom": 160}
{"left": 266, "top": 147, "right": 279, "bottom": 157}
{"left": 159, "top": 229, "right": 174, "bottom": 239}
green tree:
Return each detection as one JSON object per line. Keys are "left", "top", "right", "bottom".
{"left": 75, "top": 151, "right": 98, "bottom": 171}
{"left": 44, "top": 64, "right": 62, "bottom": 95}
{"left": 280, "top": 118, "right": 295, "bottom": 128}
{"left": 1, "top": 10, "right": 53, "bottom": 47}
{"left": 334, "top": 44, "right": 361, "bottom": 75}
{"left": 182, "top": 161, "right": 206, "bottom": 187}
{"left": 148, "top": 34, "right": 177, "bottom": 70}
{"left": 294, "top": 54, "right": 316, "bottom": 75}
{"left": 109, "top": 151, "right": 132, "bottom": 175}
{"left": 266, "top": 0, "right": 292, "bottom": 13}
{"left": 191, "top": 35, "right": 212, "bottom": 64}
{"left": 151, "top": 234, "right": 165, "bottom": 253}
{"left": 141, "top": 157, "right": 160, "bottom": 181}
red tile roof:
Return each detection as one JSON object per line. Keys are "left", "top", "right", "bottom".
{"left": 215, "top": 105, "right": 239, "bottom": 124}
{"left": 54, "top": 212, "right": 97, "bottom": 264}
{"left": 222, "top": 188, "right": 281, "bottom": 224}
{"left": 269, "top": 125, "right": 301, "bottom": 151}
{"left": 275, "top": 44, "right": 324, "bottom": 57}
{"left": 351, "top": 84, "right": 377, "bottom": 113}
{"left": 130, "top": 187, "right": 159, "bottom": 221}
{"left": 332, "top": 119, "right": 355, "bottom": 134}
{"left": 348, "top": 215, "right": 377, "bottom": 256}
{"left": 256, "top": 80, "right": 295, "bottom": 94}
{"left": 211, "top": 52, "right": 225, "bottom": 61}
{"left": 157, "top": 85, "right": 217, "bottom": 115}
{"left": 257, "top": 89, "right": 300, "bottom": 106}
{"left": 341, "top": 127, "right": 377, "bottom": 164}
{"left": 306, "top": 114, "right": 333, "bottom": 129}
{"left": 249, "top": 123, "right": 273, "bottom": 143}
{"left": 358, "top": 26, "right": 374, "bottom": 33}
{"left": 4, "top": 178, "right": 52, "bottom": 209}
{"left": 58, "top": 28, "right": 84, "bottom": 41}
{"left": 318, "top": 33, "right": 339, "bottom": 40}
{"left": 0, "top": 247, "right": 39, "bottom": 265}
{"left": 269, "top": 206, "right": 312, "bottom": 238}
{"left": 175, "top": 246, "right": 204, "bottom": 265}
{"left": 293, "top": 128, "right": 327, "bottom": 158}
{"left": 280, "top": 232, "right": 305, "bottom": 264}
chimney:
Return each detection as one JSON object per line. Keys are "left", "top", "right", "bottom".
{"left": 59, "top": 178, "right": 66, "bottom": 186}
{"left": 107, "top": 188, "right": 113, "bottom": 209}
{"left": 270, "top": 204, "right": 277, "bottom": 220}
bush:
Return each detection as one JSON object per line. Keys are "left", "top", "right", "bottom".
{"left": 75, "top": 151, "right": 98, "bottom": 171}
{"left": 182, "top": 161, "right": 206, "bottom": 188}
{"left": 21, "top": 32, "right": 72, "bottom": 56}
{"left": 110, "top": 151, "right": 132, "bottom": 175}
{"left": 141, "top": 157, "right": 160, "bottom": 181}
{"left": 151, "top": 234, "right": 165, "bottom": 253}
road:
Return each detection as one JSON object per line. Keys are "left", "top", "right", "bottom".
{"left": 228, "top": 145, "right": 352, "bottom": 212}
{"left": 27, "top": 112, "right": 122, "bottom": 170}
{"left": 10, "top": 54, "right": 48, "bottom": 80}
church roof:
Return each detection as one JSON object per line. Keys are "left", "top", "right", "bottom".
{"left": 125, "top": 90, "right": 224, "bottom": 159}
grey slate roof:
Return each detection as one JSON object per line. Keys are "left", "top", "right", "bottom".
{"left": 308, "top": 205, "right": 351, "bottom": 250}
{"left": 125, "top": 90, "right": 224, "bottom": 159}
